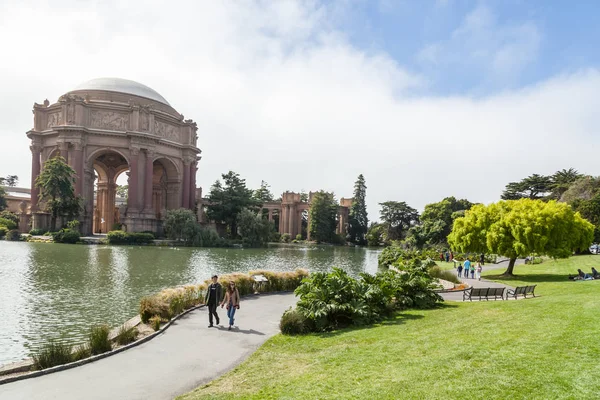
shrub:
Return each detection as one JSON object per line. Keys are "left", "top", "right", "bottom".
{"left": 429, "top": 265, "right": 461, "bottom": 284}
{"left": 139, "top": 296, "right": 170, "bottom": 323}
{"left": 295, "top": 234, "right": 302, "bottom": 241}
{"left": 280, "top": 233, "right": 291, "bottom": 243}
{"left": 0, "top": 210, "right": 19, "bottom": 225}
{"left": 112, "top": 222, "right": 123, "bottom": 231}
{"left": 66, "top": 220, "right": 80, "bottom": 230}
{"left": 107, "top": 231, "right": 154, "bottom": 245}
{"left": 149, "top": 315, "right": 161, "bottom": 331}
{"left": 32, "top": 342, "right": 73, "bottom": 370}
{"left": 6, "top": 229, "right": 21, "bottom": 241}
{"left": 88, "top": 325, "right": 112, "bottom": 355}
{"left": 0, "top": 217, "right": 17, "bottom": 230}
{"left": 116, "top": 326, "right": 138, "bottom": 346}
{"left": 53, "top": 228, "right": 80, "bottom": 244}
{"left": 29, "top": 228, "right": 45, "bottom": 236}
{"left": 280, "top": 308, "right": 311, "bottom": 335}
{"left": 0, "top": 226, "right": 7, "bottom": 239}
{"left": 290, "top": 265, "right": 442, "bottom": 333}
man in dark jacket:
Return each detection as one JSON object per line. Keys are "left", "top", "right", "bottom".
{"left": 205, "top": 275, "right": 222, "bottom": 327}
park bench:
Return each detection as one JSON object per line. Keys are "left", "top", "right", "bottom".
{"left": 462, "top": 287, "right": 506, "bottom": 301}
{"left": 506, "top": 285, "right": 537, "bottom": 300}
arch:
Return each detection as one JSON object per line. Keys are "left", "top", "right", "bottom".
{"left": 86, "top": 147, "right": 130, "bottom": 169}
{"left": 47, "top": 147, "right": 60, "bottom": 161}
{"left": 153, "top": 156, "right": 179, "bottom": 180}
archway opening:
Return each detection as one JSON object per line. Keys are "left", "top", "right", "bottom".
{"left": 90, "top": 151, "right": 129, "bottom": 234}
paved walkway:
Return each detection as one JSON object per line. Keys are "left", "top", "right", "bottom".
{"left": 0, "top": 293, "right": 296, "bottom": 400}
{"left": 440, "top": 259, "right": 525, "bottom": 301}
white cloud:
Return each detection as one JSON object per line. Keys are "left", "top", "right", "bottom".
{"left": 0, "top": 0, "right": 598, "bottom": 222}
{"left": 418, "top": 4, "right": 541, "bottom": 85}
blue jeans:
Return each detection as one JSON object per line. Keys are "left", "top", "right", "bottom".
{"left": 227, "top": 304, "right": 236, "bottom": 326}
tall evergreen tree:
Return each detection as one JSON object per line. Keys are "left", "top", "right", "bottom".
{"left": 253, "top": 180, "right": 275, "bottom": 203}
{"left": 206, "top": 171, "right": 259, "bottom": 237}
{"left": 348, "top": 174, "right": 368, "bottom": 245}
{"left": 308, "top": 191, "right": 338, "bottom": 243}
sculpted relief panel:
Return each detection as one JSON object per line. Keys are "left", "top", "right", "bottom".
{"left": 90, "top": 110, "right": 129, "bottom": 131}
{"left": 154, "top": 120, "right": 180, "bottom": 141}
{"left": 46, "top": 112, "right": 62, "bottom": 128}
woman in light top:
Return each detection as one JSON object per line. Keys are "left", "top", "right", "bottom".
{"left": 221, "top": 281, "right": 241, "bottom": 330}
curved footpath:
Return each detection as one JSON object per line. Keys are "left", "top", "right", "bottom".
{"left": 0, "top": 293, "right": 296, "bottom": 400}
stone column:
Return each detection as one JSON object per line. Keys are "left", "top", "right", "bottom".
{"left": 128, "top": 147, "right": 140, "bottom": 211}
{"left": 307, "top": 210, "right": 312, "bottom": 241}
{"left": 72, "top": 143, "right": 84, "bottom": 196}
{"left": 30, "top": 144, "right": 42, "bottom": 211}
{"left": 58, "top": 141, "right": 69, "bottom": 161}
{"left": 182, "top": 159, "right": 191, "bottom": 209}
{"left": 144, "top": 150, "right": 154, "bottom": 212}
{"left": 287, "top": 205, "right": 294, "bottom": 235}
{"left": 268, "top": 209, "right": 273, "bottom": 222}
{"left": 189, "top": 161, "right": 196, "bottom": 210}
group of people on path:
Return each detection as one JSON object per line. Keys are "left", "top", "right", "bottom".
{"left": 456, "top": 258, "right": 483, "bottom": 281}
{"left": 205, "top": 275, "right": 241, "bottom": 330}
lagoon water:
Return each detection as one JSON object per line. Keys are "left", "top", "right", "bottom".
{"left": 0, "top": 241, "right": 380, "bottom": 365}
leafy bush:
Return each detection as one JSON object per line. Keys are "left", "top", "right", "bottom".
{"left": 0, "top": 226, "right": 7, "bottom": 239}
{"left": 295, "top": 234, "right": 302, "bottom": 241}
{"left": 112, "top": 222, "right": 123, "bottom": 231}
{"left": 0, "top": 210, "right": 19, "bottom": 225}
{"left": 0, "top": 217, "right": 17, "bottom": 230}
{"left": 88, "top": 325, "right": 112, "bottom": 355}
{"left": 29, "top": 228, "right": 45, "bottom": 236}
{"left": 6, "top": 229, "right": 21, "bottom": 241}
{"left": 290, "top": 265, "right": 442, "bottom": 333}
{"left": 280, "top": 233, "right": 291, "bottom": 243}
{"left": 429, "top": 265, "right": 461, "bottom": 284}
{"left": 139, "top": 296, "right": 170, "bottom": 323}
{"left": 32, "top": 341, "right": 73, "bottom": 370}
{"left": 53, "top": 228, "right": 80, "bottom": 244}
{"left": 280, "top": 308, "right": 311, "bottom": 335}
{"left": 107, "top": 231, "right": 154, "bottom": 245}
{"left": 116, "top": 326, "right": 138, "bottom": 346}
{"left": 66, "top": 220, "right": 80, "bottom": 230}
{"left": 149, "top": 315, "right": 161, "bottom": 331}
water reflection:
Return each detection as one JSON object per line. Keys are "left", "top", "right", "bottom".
{"left": 0, "top": 242, "right": 379, "bottom": 365}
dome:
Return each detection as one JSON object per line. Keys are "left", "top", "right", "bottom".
{"left": 71, "top": 77, "right": 170, "bottom": 106}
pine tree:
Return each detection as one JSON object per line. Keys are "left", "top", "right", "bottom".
{"left": 348, "top": 174, "right": 368, "bottom": 244}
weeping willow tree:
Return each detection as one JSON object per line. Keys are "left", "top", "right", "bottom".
{"left": 448, "top": 199, "right": 593, "bottom": 276}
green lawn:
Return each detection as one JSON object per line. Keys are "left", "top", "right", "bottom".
{"left": 178, "top": 256, "right": 600, "bottom": 400}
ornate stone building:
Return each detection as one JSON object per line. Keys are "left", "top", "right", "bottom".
{"left": 27, "top": 77, "right": 201, "bottom": 235}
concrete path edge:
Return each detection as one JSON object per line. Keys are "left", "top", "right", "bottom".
{"left": 0, "top": 303, "right": 206, "bottom": 386}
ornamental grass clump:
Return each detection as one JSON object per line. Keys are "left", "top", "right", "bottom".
{"left": 88, "top": 325, "right": 112, "bottom": 355}
{"left": 116, "top": 325, "right": 138, "bottom": 346}
{"left": 149, "top": 315, "right": 161, "bottom": 331}
{"left": 32, "top": 341, "right": 73, "bottom": 370}
{"left": 72, "top": 344, "right": 91, "bottom": 361}
{"left": 279, "top": 308, "right": 312, "bottom": 335}
{"left": 139, "top": 296, "right": 170, "bottom": 323}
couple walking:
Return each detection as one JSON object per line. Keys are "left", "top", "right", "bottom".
{"left": 205, "top": 275, "right": 240, "bottom": 331}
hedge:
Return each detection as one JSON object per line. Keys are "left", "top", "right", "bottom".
{"left": 107, "top": 230, "right": 154, "bottom": 245}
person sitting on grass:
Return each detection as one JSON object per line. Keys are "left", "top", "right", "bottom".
{"left": 592, "top": 267, "right": 599, "bottom": 279}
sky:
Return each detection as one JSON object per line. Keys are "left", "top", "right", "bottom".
{"left": 1, "top": 0, "right": 600, "bottom": 221}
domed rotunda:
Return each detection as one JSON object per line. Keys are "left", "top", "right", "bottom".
{"left": 27, "top": 77, "right": 201, "bottom": 235}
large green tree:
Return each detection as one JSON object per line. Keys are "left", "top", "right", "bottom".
{"left": 550, "top": 168, "right": 583, "bottom": 200}
{"left": 206, "top": 171, "right": 259, "bottom": 237}
{"left": 418, "top": 196, "right": 474, "bottom": 245}
{"left": 0, "top": 175, "right": 18, "bottom": 187}
{"left": 348, "top": 174, "right": 368, "bottom": 245}
{"left": 237, "top": 208, "right": 273, "bottom": 247}
{"left": 501, "top": 174, "right": 552, "bottom": 200}
{"left": 35, "top": 157, "right": 80, "bottom": 231}
{"left": 379, "top": 201, "right": 419, "bottom": 241}
{"left": 448, "top": 199, "right": 593, "bottom": 275}
{"left": 253, "top": 180, "right": 275, "bottom": 203}
{"left": 309, "top": 191, "right": 339, "bottom": 243}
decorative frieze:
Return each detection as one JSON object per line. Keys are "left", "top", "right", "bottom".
{"left": 46, "top": 112, "right": 62, "bottom": 128}
{"left": 154, "top": 119, "right": 180, "bottom": 141}
{"left": 90, "top": 110, "right": 129, "bottom": 131}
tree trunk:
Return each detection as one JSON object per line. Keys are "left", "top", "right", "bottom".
{"left": 51, "top": 195, "right": 57, "bottom": 232}
{"left": 502, "top": 257, "right": 517, "bottom": 276}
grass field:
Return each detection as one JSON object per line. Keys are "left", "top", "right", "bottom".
{"left": 178, "top": 256, "right": 600, "bottom": 400}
